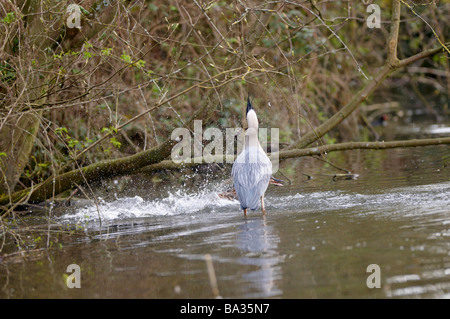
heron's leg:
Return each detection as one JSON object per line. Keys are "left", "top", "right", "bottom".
{"left": 243, "top": 209, "right": 247, "bottom": 216}
{"left": 261, "top": 195, "right": 266, "bottom": 215}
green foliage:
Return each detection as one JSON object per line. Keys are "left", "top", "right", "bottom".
{"left": 135, "top": 59, "right": 146, "bottom": 69}
{"left": 55, "top": 127, "right": 92, "bottom": 153}
{"left": 101, "top": 126, "right": 118, "bottom": 134}
{"left": 120, "top": 52, "right": 147, "bottom": 70}
{"left": 120, "top": 53, "right": 132, "bottom": 64}
{"left": 55, "top": 127, "right": 68, "bottom": 135}
{"left": 83, "top": 51, "right": 93, "bottom": 59}
{"left": 109, "top": 137, "right": 122, "bottom": 149}
{"left": 101, "top": 127, "right": 121, "bottom": 150}
{"left": 101, "top": 48, "right": 112, "bottom": 56}
{"left": 1, "top": 12, "right": 15, "bottom": 24}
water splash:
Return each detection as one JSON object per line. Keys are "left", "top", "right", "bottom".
{"left": 60, "top": 187, "right": 236, "bottom": 225}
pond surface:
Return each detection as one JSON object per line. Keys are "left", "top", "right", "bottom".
{"left": 1, "top": 140, "right": 449, "bottom": 299}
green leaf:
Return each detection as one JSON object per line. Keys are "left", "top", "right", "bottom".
{"left": 1, "top": 12, "right": 15, "bottom": 24}
{"left": 120, "top": 53, "right": 132, "bottom": 64}
{"left": 110, "top": 137, "right": 121, "bottom": 149}
{"left": 83, "top": 51, "right": 93, "bottom": 59}
{"left": 79, "top": 6, "right": 90, "bottom": 15}
{"left": 55, "top": 127, "right": 68, "bottom": 135}
{"left": 68, "top": 139, "right": 79, "bottom": 148}
{"left": 135, "top": 59, "right": 146, "bottom": 69}
{"left": 101, "top": 48, "right": 112, "bottom": 56}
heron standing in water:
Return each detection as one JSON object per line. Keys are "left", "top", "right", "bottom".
{"left": 232, "top": 98, "right": 272, "bottom": 216}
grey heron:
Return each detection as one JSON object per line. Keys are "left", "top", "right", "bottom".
{"left": 231, "top": 98, "right": 272, "bottom": 216}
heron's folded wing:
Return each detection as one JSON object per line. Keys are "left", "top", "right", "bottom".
{"left": 232, "top": 150, "right": 272, "bottom": 210}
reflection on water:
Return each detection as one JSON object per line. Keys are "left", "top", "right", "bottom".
{"left": 0, "top": 145, "right": 449, "bottom": 298}
{"left": 235, "top": 217, "right": 282, "bottom": 297}
{"left": 395, "top": 123, "right": 450, "bottom": 136}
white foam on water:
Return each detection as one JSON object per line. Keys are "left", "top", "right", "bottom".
{"left": 60, "top": 189, "right": 237, "bottom": 224}
{"left": 59, "top": 181, "right": 450, "bottom": 226}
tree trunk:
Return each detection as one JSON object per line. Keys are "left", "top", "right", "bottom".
{"left": 0, "top": 111, "right": 42, "bottom": 195}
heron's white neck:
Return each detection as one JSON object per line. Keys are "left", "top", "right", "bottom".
{"left": 247, "top": 109, "right": 259, "bottom": 131}
{"left": 245, "top": 109, "right": 262, "bottom": 150}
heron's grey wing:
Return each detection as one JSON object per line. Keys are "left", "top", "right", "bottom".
{"left": 231, "top": 152, "right": 245, "bottom": 206}
{"left": 232, "top": 149, "right": 272, "bottom": 210}
{"left": 254, "top": 152, "right": 272, "bottom": 200}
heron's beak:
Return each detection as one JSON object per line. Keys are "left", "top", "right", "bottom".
{"left": 246, "top": 97, "right": 253, "bottom": 114}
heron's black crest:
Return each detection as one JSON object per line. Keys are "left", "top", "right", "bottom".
{"left": 246, "top": 97, "right": 253, "bottom": 115}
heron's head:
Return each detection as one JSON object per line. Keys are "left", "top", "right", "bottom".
{"left": 246, "top": 97, "right": 259, "bottom": 130}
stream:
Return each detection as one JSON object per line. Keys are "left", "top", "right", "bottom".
{"left": 1, "top": 123, "right": 449, "bottom": 299}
